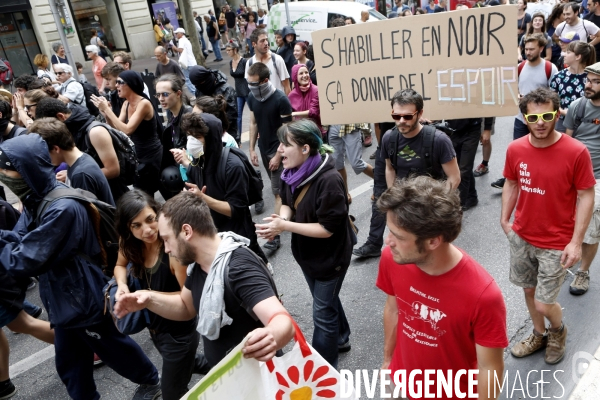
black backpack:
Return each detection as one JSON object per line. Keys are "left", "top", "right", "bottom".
{"left": 388, "top": 124, "right": 441, "bottom": 179}
{"left": 224, "top": 247, "right": 281, "bottom": 321}
{"left": 217, "top": 147, "right": 263, "bottom": 205}
{"left": 86, "top": 121, "right": 139, "bottom": 186}
{"left": 34, "top": 187, "right": 119, "bottom": 277}
{"left": 65, "top": 80, "right": 101, "bottom": 116}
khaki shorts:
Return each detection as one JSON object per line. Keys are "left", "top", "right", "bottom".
{"left": 583, "top": 185, "right": 600, "bottom": 245}
{"left": 508, "top": 230, "right": 566, "bottom": 304}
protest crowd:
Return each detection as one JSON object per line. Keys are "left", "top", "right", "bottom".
{"left": 0, "top": 0, "right": 599, "bottom": 398}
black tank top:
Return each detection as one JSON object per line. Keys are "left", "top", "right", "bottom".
{"left": 139, "top": 250, "right": 197, "bottom": 334}
{"left": 125, "top": 100, "right": 162, "bottom": 163}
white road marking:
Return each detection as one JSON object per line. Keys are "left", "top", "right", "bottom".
{"left": 10, "top": 345, "right": 55, "bottom": 379}
{"left": 349, "top": 181, "right": 374, "bottom": 198}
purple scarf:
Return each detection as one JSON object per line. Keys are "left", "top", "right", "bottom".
{"left": 281, "top": 154, "right": 322, "bottom": 193}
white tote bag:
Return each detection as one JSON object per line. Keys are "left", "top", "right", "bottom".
{"left": 182, "top": 317, "right": 358, "bottom": 399}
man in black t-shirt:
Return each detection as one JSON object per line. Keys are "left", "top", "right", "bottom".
{"left": 247, "top": 62, "right": 292, "bottom": 252}
{"left": 353, "top": 90, "right": 460, "bottom": 259}
{"left": 154, "top": 46, "right": 184, "bottom": 79}
{"left": 114, "top": 192, "right": 294, "bottom": 369}
{"left": 585, "top": 0, "right": 600, "bottom": 61}
{"left": 32, "top": 118, "right": 115, "bottom": 206}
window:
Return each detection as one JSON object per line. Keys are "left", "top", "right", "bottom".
{"left": 0, "top": 11, "right": 41, "bottom": 76}
{"left": 68, "top": 0, "right": 129, "bottom": 54}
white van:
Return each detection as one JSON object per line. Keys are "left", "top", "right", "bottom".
{"left": 267, "top": 1, "right": 386, "bottom": 48}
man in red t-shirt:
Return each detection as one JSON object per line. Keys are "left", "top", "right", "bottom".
{"left": 376, "top": 176, "right": 508, "bottom": 399}
{"left": 502, "top": 88, "right": 595, "bottom": 365}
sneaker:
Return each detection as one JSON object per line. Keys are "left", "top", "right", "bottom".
{"left": 369, "top": 151, "right": 377, "bottom": 159}
{"left": 215, "top": 58, "right": 223, "bottom": 62}
{"left": 461, "top": 198, "right": 479, "bottom": 211}
{"left": 263, "top": 235, "right": 281, "bottom": 251}
{"left": 510, "top": 330, "right": 547, "bottom": 358}
{"left": 570, "top": 270, "right": 590, "bottom": 295}
{"left": 473, "top": 163, "right": 489, "bottom": 177}
{"left": 254, "top": 200, "right": 265, "bottom": 214}
{"left": 338, "top": 339, "right": 351, "bottom": 353}
{"left": 352, "top": 242, "right": 382, "bottom": 258}
{"left": 0, "top": 380, "right": 16, "bottom": 399}
{"left": 491, "top": 177, "right": 505, "bottom": 189}
{"left": 93, "top": 353, "right": 104, "bottom": 366}
{"left": 31, "top": 307, "right": 43, "bottom": 319}
{"left": 27, "top": 278, "right": 36, "bottom": 290}
{"left": 131, "top": 379, "right": 161, "bottom": 400}
{"left": 545, "top": 324, "right": 567, "bottom": 364}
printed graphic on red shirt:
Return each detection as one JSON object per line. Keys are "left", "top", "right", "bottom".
{"left": 518, "top": 161, "right": 545, "bottom": 196}
{"left": 397, "top": 291, "right": 447, "bottom": 341}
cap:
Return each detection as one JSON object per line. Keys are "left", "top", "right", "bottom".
{"left": 559, "top": 32, "right": 581, "bottom": 43}
{"left": 0, "top": 89, "right": 12, "bottom": 104}
{"left": 585, "top": 61, "right": 600, "bottom": 76}
{"left": 174, "top": 28, "right": 185, "bottom": 34}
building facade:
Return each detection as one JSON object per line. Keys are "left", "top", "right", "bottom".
{"left": 0, "top": 0, "right": 215, "bottom": 76}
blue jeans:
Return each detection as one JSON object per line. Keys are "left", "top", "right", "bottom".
{"left": 23, "top": 300, "right": 41, "bottom": 317}
{"left": 209, "top": 37, "right": 222, "bottom": 60}
{"left": 236, "top": 96, "right": 247, "bottom": 136}
{"left": 246, "top": 38, "right": 255, "bottom": 56}
{"left": 182, "top": 67, "right": 197, "bottom": 95}
{"left": 302, "top": 269, "right": 350, "bottom": 369}
{"left": 513, "top": 118, "right": 530, "bottom": 140}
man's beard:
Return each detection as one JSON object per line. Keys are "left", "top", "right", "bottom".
{"left": 175, "top": 236, "right": 197, "bottom": 265}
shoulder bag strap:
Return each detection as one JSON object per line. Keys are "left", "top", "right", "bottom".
{"left": 293, "top": 182, "right": 312, "bottom": 210}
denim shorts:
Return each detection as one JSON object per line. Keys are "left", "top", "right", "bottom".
{"left": 0, "top": 304, "right": 19, "bottom": 328}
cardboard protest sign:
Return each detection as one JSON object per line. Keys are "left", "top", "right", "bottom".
{"left": 311, "top": 7, "right": 519, "bottom": 124}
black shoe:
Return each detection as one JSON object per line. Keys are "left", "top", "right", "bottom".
{"left": 352, "top": 242, "right": 382, "bottom": 258}
{"left": 132, "top": 379, "right": 161, "bottom": 400}
{"left": 31, "top": 307, "right": 43, "bottom": 319}
{"left": 491, "top": 178, "right": 505, "bottom": 189}
{"left": 263, "top": 235, "right": 281, "bottom": 251}
{"left": 193, "top": 353, "right": 212, "bottom": 375}
{"left": 254, "top": 200, "right": 265, "bottom": 214}
{"left": 461, "top": 198, "right": 479, "bottom": 211}
{"left": 27, "top": 278, "right": 36, "bottom": 291}
{"left": 0, "top": 379, "right": 16, "bottom": 399}
{"left": 338, "top": 339, "right": 351, "bottom": 353}
{"left": 215, "top": 58, "right": 223, "bottom": 62}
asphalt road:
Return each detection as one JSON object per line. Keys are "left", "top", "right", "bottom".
{"left": 5, "top": 61, "right": 600, "bottom": 399}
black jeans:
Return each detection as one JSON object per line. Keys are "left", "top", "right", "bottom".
{"left": 451, "top": 127, "right": 480, "bottom": 206}
{"left": 150, "top": 329, "right": 200, "bottom": 400}
{"left": 366, "top": 145, "right": 388, "bottom": 248}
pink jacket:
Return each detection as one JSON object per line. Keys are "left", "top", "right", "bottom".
{"left": 288, "top": 64, "right": 325, "bottom": 135}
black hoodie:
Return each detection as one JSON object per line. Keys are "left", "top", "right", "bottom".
{"left": 277, "top": 26, "right": 298, "bottom": 78}
{"left": 280, "top": 154, "right": 354, "bottom": 280}
{"left": 189, "top": 66, "right": 239, "bottom": 142}
{"left": 64, "top": 104, "right": 95, "bottom": 151}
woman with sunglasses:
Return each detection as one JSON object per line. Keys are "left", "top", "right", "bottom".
{"left": 550, "top": 41, "right": 596, "bottom": 132}
{"left": 92, "top": 71, "right": 163, "bottom": 196}
{"left": 256, "top": 120, "right": 354, "bottom": 369}
{"left": 114, "top": 189, "right": 198, "bottom": 400}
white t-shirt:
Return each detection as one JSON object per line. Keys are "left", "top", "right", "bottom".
{"left": 555, "top": 18, "right": 600, "bottom": 42}
{"left": 244, "top": 51, "right": 290, "bottom": 93}
{"left": 178, "top": 36, "right": 197, "bottom": 69}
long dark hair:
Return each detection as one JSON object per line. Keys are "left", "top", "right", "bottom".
{"left": 527, "top": 12, "right": 547, "bottom": 35}
{"left": 547, "top": 4, "right": 564, "bottom": 31}
{"left": 115, "top": 189, "right": 163, "bottom": 278}
{"left": 194, "top": 95, "right": 229, "bottom": 132}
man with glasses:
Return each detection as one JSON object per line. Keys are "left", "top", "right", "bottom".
{"left": 54, "top": 63, "right": 84, "bottom": 105}
{"left": 491, "top": 33, "right": 558, "bottom": 189}
{"left": 562, "top": 62, "right": 600, "bottom": 296}
{"left": 353, "top": 89, "right": 459, "bottom": 259}
{"left": 502, "top": 87, "right": 595, "bottom": 364}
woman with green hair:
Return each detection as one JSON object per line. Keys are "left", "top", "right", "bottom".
{"left": 255, "top": 119, "right": 354, "bottom": 369}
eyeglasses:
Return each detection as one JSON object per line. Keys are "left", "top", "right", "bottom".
{"left": 56, "top": 71, "right": 65, "bottom": 76}
{"left": 154, "top": 92, "right": 173, "bottom": 99}
{"left": 24, "top": 104, "right": 37, "bottom": 110}
{"left": 524, "top": 111, "right": 558, "bottom": 123}
{"left": 390, "top": 110, "right": 419, "bottom": 121}
{"left": 116, "top": 79, "right": 126, "bottom": 86}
